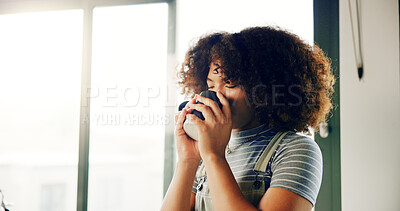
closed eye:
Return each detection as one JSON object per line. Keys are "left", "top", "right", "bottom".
{"left": 224, "top": 79, "right": 237, "bottom": 88}
{"left": 207, "top": 85, "right": 237, "bottom": 90}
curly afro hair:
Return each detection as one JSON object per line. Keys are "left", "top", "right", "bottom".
{"left": 177, "top": 26, "right": 336, "bottom": 135}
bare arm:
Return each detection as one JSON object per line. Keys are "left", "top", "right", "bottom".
{"left": 161, "top": 98, "right": 201, "bottom": 211}
{"left": 160, "top": 160, "right": 199, "bottom": 211}
{"left": 258, "top": 187, "right": 312, "bottom": 211}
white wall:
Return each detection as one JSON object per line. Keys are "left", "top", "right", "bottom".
{"left": 340, "top": 0, "right": 400, "bottom": 210}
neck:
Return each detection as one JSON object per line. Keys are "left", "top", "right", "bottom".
{"left": 232, "top": 119, "right": 263, "bottom": 133}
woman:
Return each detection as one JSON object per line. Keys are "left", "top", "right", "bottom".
{"left": 161, "top": 26, "right": 335, "bottom": 211}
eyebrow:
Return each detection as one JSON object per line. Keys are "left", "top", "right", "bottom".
{"left": 207, "top": 78, "right": 214, "bottom": 82}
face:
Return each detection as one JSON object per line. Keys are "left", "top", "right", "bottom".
{"left": 206, "top": 60, "right": 261, "bottom": 132}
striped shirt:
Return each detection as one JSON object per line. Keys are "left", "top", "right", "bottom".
{"left": 192, "top": 123, "right": 323, "bottom": 206}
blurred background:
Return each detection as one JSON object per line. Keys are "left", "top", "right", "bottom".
{"left": 0, "top": 0, "right": 398, "bottom": 211}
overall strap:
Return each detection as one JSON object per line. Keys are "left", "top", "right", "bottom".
{"left": 253, "top": 131, "right": 294, "bottom": 172}
{"left": 198, "top": 160, "right": 206, "bottom": 177}
{"left": 198, "top": 130, "right": 294, "bottom": 177}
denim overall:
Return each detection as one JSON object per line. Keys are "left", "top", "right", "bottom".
{"left": 194, "top": 131, "right": 294, "bottom": 211}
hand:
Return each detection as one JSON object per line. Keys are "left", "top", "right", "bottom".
{"left": 186, "top": 91, "right": 232, "bottom": 160}
{"left": 174, "top": 97, "right": 201, "bottom": 163}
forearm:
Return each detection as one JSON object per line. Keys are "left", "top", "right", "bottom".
{"left": 161, "top": 160, "right": 199, "bottom": 211}
{"left": 203, "top": 155, "right": 258, "bottom": 211}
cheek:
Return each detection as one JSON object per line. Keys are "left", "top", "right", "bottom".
{"left": 226, "top": 98, "right": 235, "bottom": 113}
{"left": 227, "top": 96, "right": 247, "bottom": 115}
{"left": 223, "top": 89, "right": 248, "bottom": 114}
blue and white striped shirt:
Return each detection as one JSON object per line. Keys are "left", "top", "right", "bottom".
{"left": 192, "top": 123, "right": 323, "bottom": 206}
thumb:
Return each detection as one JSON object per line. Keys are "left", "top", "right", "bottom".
{"left": 185, "top": 114, "right": 204, "bottom": 141}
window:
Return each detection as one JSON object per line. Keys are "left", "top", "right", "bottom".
{"left": 41, "top": 184, "right": 67, "bottom": 211}
{"left": 177, "top": 0, "right": 313, "bottom": 61}
{"left": 0, "top": 1, "right": 315, "bottom": 210}
{"left": 0, "top": 10, "right": 83, "bottom": 211}
{"left": 88, "top": 4, "right": 168, "bottom": 211}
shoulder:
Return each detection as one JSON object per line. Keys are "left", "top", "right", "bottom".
{"left": 269, "top": 132, "right": 323, "bottom": 206}
{"left": 274, "top": 133, "right": 323, "bottom": 166}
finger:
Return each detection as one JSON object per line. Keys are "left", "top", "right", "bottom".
{"left": 174, "top": 112, "right": 179, "bottom": 123}
{"left": 176, "top": 97, "right": 195, "bottom": 124}
{"left": 175, "top": 108, "right": 188, "bottom": 129}
{"left": 195, "top": 94, "right": 224, "bottom": 121}
{"left": 185, "top": 97, "right": 197, "bottom": 109}
{"left": 216, "top": 91, "right": 232, "bottom": 120}
{"left": 187, "top": 103, "right": 215, "bottom": 122}
{"left": 186, "top": 113, "right": 204, "bottom": 128}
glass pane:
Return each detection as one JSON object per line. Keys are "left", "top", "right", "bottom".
{"left": 177, "top": 0, "right": 313, "bottom": 59}
{"left": 88, "top": 4, "right": 168, "bottom": 211}
{"left": 0, "top": 10, "right": 83, "bottom": 211}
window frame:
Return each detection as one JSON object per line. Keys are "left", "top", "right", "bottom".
{"left": 313, "top": 0, "right": 341, "bottom": 210}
